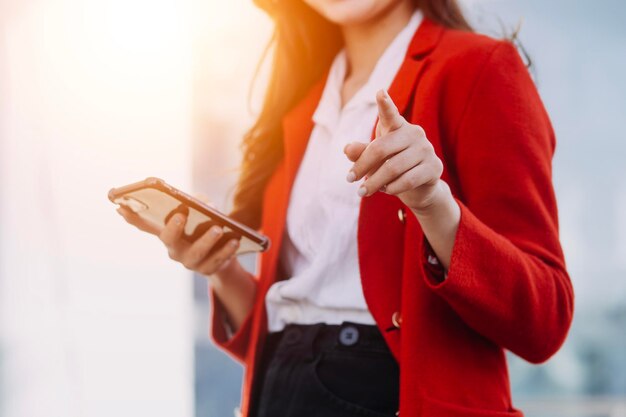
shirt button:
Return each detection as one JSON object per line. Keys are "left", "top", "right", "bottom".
{"left": 338, "top": 325, "right": 360, "bottom": 346}
{"left": 392, "top": 311, "right": 403, "bottom": 329}
{"left": 397, "top": 208, "right": 406, "bottom": 224}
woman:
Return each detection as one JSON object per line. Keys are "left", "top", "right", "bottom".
{"left": 118, "top": 0, "right": 574, "bottom": 416}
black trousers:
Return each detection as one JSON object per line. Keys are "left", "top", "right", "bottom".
{"left": 249, "top": 322, "right": 400, "bottom": 417}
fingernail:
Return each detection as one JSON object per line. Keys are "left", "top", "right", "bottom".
{"left": 210, "top": 226, "right": 222, "bottom": 236}
{"left": 343, "top": 143, "right": 350, "bottom": 154}
{"left": 383, "top": 89, "right": 390, "bottom": 100}
{"left": 357, "top": 186, "right": 367, "bottom": 197}
{"left": 174, "top": 214, "right": 183, "bottom": 225}
{"left": 346, "top": 170, "right": 356, "bottom": 183}
{"left": 229, "top": 239, "right": 239, "bottom": 247}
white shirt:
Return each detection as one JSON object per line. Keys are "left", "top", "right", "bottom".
{"left": 265, "top": 10, "right": 424, "bottom": 333}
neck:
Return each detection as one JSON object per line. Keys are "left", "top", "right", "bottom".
{"left": 341, "top": 2, "right": 416, "bottom": 81}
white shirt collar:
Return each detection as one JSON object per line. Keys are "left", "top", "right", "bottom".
{"left": 313, "top": 9, "right": 423, "bottom": 130}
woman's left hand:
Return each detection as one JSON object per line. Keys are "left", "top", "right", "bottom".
{"left": 344, "top": 89, "right": 445, "bottom": 213}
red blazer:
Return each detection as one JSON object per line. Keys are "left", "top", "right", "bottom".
{"left": 209, "top": 18, "right": 574, "bottom": 417}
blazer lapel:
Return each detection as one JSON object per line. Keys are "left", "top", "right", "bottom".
{"left": 385, "top": 17, "right": 443, "bottom": 123}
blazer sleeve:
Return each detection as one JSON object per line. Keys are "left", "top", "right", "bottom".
{"left": 417, "top": 40, "right": 574, "bottom": 364}
{"left": 208, "top": 283, "right": 255, "bottom": 364}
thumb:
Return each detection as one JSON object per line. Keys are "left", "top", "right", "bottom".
{"left": 343, "top": 141, "right": 368, "bottom": 162}
{"left": 376, "top": 89, "right": 404, "bottom": 133}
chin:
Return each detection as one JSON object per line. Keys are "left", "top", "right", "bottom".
{"left": 304, "top": 0, "right": 402, "bottom": 26}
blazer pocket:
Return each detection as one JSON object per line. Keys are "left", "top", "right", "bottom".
{"left": 422, "top": 395, "right": 524, "bottom": 417}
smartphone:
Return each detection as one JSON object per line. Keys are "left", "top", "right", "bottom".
{"left": 108, "top": 177, "right": 270, "bottom": 255}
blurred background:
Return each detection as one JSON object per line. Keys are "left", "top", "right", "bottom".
{"left": 0, "top": 0, "right": 624, "bottom": 416}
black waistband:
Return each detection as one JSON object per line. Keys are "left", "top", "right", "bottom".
{"left": 264, "top": 322, "right": 390, "bottom": 361}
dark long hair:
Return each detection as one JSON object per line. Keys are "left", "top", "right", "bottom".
{"left": 230, "top": 0, "right": 472, "bottom": 229}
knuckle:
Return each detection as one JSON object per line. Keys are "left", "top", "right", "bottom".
{"left": 160, "top": 232, "right": 175, "bottom": 246}
{"left": 227, "top": 243, "right": 238, "bottom": 255}
{"left": 413, "top": 173, "right": 425, "bottom": 188}
{"left": 385, "top": 159, "right": 401, "bottom": 177}
{"left": 195, "top": 237, "right": 212, "bottom": 253}
{"left": 434, "top": 158, "right": 444, "bottom": 175}
{"left": 413, "top": 124, "right": 426, "bottom": 137}
{"left": 385, "top": 182, "right": 399, "bottom": 194}
{"left": 397, "top": 176, "right": 412, "bottom": 191}
{"left": 387, "top": 129, "right": 403, "bottom": 143}
{"left": 224, "top": 241, "right": 239, "bottom": 255}
{"left": 419, "top": 140, "right": 433, "bottom": 153}
{"left": 403, "top": 172, "right": 418, "bottom": 189}
{"left": 417, "top": 178, "right": 428, "bottom": 189}
{"left": 369, "top": 142, "right": 385, "bottom": 159}
{"left": 185, "top": 249, "right": 201, "bottom": 265}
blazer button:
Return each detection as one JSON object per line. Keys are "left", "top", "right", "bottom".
{"left": 397, "top": 208, "right": 406, "bottom": 224}
{"left": 392, "top": 311, "right": 403, "bottom": 329}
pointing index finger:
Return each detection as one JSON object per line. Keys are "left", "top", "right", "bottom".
{"left": 376, "top": 89, "right": 405, "bottom": 132}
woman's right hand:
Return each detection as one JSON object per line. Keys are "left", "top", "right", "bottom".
{"left": 116, "top": 205, "right": 241, "bottom": 277}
